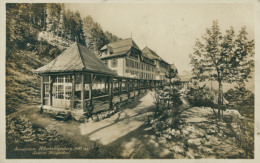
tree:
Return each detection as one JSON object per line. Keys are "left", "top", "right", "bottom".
{"left": 46, "top": 3, "right": 61, "bottom": 36}
{"left": 74, "top": 11, "right": 85, "bottom": 45}
{"left": 82, "top": 16, "right": 109, "bottom": 53}
{"left": 6, "top": 4, "right": 30, "bottom": 51}
{"left": 224, "top": 85, "right": 254, "bottom": 118}
{"left": 165, "top": 67, "right": 178, "bottom": 85}
{"left": 189, "top": 20, "right": 254, "bottom": 117}
{"left": 104, "top": 31, "right": 122, "bottom": 42}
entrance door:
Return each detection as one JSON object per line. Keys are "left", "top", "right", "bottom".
{"left": 52, "top": 76, "right": 72, "bottom": 108}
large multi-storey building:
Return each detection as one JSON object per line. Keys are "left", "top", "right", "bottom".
{"left": 142, "top": 46, "right": 176, "bottom": 80}
{"left": 99, "top": 38, "right": 177, "bottom": 81}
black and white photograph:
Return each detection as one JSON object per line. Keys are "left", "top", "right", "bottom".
{"left": 2, "top": 0, "right": 259, "bottom": 160}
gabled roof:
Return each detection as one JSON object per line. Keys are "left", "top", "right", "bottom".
{"left": 142, "top": 46, "right": 162, "bottom": 60}
{"left": 34, "top": 42, "right": 117, "bottom": 75}
{"left": 170, "top": 64, "right": 177, "bottom": 70}
{"left": 142, "top": 47, "right": 171, "bottom": 66}
{"left": 100, "top": 38, "right": 141, "bottom": 59}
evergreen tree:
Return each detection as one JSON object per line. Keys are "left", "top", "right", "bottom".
{"left": 104, "top": 31, "right": 122, "bottom": 42}
{"left": 74, "top": 11, "right": 85, "bottom": 45}
{"left": 6, "top": 4, "right": 30, "bottom": 50}
{"left": 46, "top": 3, "right": 61, "bottom": 36}
{"left": 189, "top": 20, "right": 254, "bottom": 117}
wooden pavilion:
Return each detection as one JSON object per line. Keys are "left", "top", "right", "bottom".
{"left": 34, "top": 42, "right": 163, "bottom": 115}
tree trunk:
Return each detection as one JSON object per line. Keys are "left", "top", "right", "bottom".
{"left": 218, "top": 80, "right": 223, "bottom": 117}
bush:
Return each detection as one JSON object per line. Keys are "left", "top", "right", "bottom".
{"left": 185, "top": 85, "right": 216, "bottom": 108}
{"left": 224, "top": 86, "right": 254, "bottom": 119}
{"left": 153, "top": 86, "right": 185, "bottom": 130}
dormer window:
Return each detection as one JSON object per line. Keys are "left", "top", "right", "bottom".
{"left": 108, "top": 46, "right": 113, "bottom": 54}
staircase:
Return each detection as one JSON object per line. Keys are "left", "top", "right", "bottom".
{"left": 54, "top": 111, "right": 71, "bottom": 121}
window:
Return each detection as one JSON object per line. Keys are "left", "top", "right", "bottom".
{"left": 55, "top": 76, "right": 64, "bottom": 83}
{"left": 65, "top": 86, "right": 72, "bottom": 100}
{"left": 141, "top": 63, "right": 144, "bottom": 70}
{"left": 135, "top": 71, "right": 139, "bottom": 77}
{"left": 130, "top": 49, "right": 138, "bottom": 59}
{"left": 137, "top": 62, "right": 140, "bottom": 69}
{"left": 65, "top": 76, "right": 71, "bottom": 83}
{"left": 131, "top": 60, "right": 134, "bottom": 67}
{"left": 44, "top": 84, "right": 49, "bottom": 97}
{"left": 126, "top": 59, "right": 129, "bottom": 67}
{"left": 111, "top": 59, "right": 117, "bottom": 67}
{"left": 43, "top": 76, "right": 49, "bottom": 82}
{"left": 104, "top": 60, "right": 108, "bottom": 66}
{"left": 58, "top": 85, "right": 64, "bottom": 99}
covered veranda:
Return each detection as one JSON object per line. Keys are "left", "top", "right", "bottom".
{"left": 34, "top": 43, "right": 163, "bottom": 115}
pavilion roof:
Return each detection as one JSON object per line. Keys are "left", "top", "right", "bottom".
{"left": 34, "top": 42, "right": 117, "bottom": 75}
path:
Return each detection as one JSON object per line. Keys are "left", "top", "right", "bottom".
{"left": 11, "top": 92, "right": 248, "bottom": 158}
{"left": 79, "top": 91, "right": 155, "bottom": 145}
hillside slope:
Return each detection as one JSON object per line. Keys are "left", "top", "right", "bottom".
{"left": 6, "top": 50, "right": 54, "bottom": 115}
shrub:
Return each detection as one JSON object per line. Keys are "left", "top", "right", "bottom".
{"left": 153, "top": 86, "right": 185, "bottom": 130}
{"left": 224, "top": 86, "right": 254, "bottom": 119}
{"left": 185, "top": 85, "right": 216, "bottom": 108}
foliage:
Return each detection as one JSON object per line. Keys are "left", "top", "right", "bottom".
{"left": 82, "top": 15, "right": 122, "bottom": 54}
{"left": 6, "top": 4, "right": 30, "bottom": 50}
{"left": 6, "top": 115, "right": 64, "bottom": 158}
{"left": 48, "top": 47, "right": 63, "bottom": 57}
{"left": 153, "top": 87, "right": 185, "bottom": 131}
{"left": 165, "top": 68, "right": 178, "bottom": 84}
{"left": 222, "top": 114, "right": 254, "bottom": 158}
{"left": 189, "top": 20, "right": 254, "bottom": 116}
{"left": 224, "top": 85, "right": 254, "bottom": 118}
{"left": 185, "top": 83, "right": 216, "bottom": 108}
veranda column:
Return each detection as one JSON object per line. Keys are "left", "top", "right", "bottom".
{"left": 110, "top": 78, "right": 113, "bottom": 108}
{"left": 119, "top": 80, "right": 122, "bottom": 102}
{"left": 71, "top": 74, "right": 75, "bottom": 109}
{"left": 89, "top": 74, "right": 93, "bottom": 106}
{"left": 137, "top": 80, "right": 140, "bottom": 96}
{"left": 49, "top": 76, "right": 53, "bottom": 106}
{"left": 105, "top": 77, "right": 107, "bottom": 93}
{"left": 81, "top": 74, "right": 85, "bottom": 110}
{"left": 133, "top": 80, "right": 136, "bottom": 97}
{"left": 41, "top": 75, "right": 44, "bottom": 106}
{"left": 108, "top": 77, "right": 111, "bottom": 108}
{"left": 127, "top": 79, "right": 130, "bottom": 99}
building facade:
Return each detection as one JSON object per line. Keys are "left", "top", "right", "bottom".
{"left": 99, "top": 38, "right": 178, "bottom": 81}
{"left": 99, "top": 38, "right": 156, "bottom": 80}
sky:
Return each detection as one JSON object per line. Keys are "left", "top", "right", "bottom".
{"left": 64, "top": 3, "right": 254, "bottom": 73}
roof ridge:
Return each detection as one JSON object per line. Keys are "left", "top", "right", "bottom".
{"left": 78, "top": 43, "right": 117, "bottom": 75}
{"left": 76, "top": 42, "right": 86, "bottom": 71}
{"left": 35, "top": 42, "right": 75, "bottom": 72}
